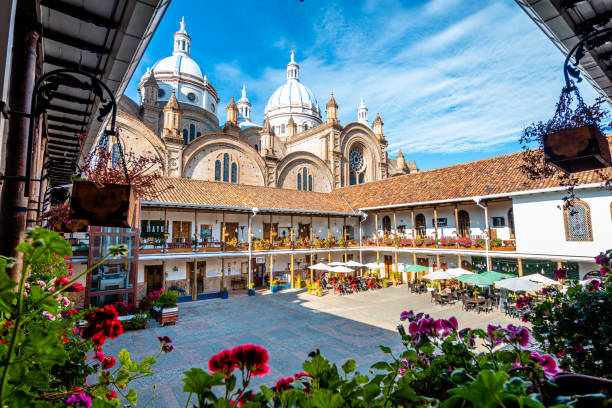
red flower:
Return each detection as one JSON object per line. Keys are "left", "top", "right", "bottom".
{"left": 102, "top": 356, "right": 115, "bottom": 370}
{"left": 106, "top": 389, "right": 117, "bottom": 400}
{"left": 274, "top": 377, "right": 294, "bottom": 392}
{"left": 294, "top": 372, "right": 311, "bottom": 380}
{"left": 54, "top": 276, "right": 70, "bottom": 286}
{"left": 81, "top": 305, "right": 124, "bottom": 347}
{"left": 553, "top": 268, "right": 568, "bottom": 280}
{"left": 208, "top": 349, "right": 236, "bottom": 377}
{"left": 66, "top": 283, "right": 84, "bottom": 292}
{"left": 230, "top": 344, "right": 270, "bottom": 377}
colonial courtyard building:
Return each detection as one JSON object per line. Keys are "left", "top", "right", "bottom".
{"left": 69, "top": 19, "right": 611, "bottom": 307}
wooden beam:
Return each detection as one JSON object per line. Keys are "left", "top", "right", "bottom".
{"left": 44, "top": 55, "right": 103, "bottom": 75}
{"left": 517, "top": 258, "right": 523, "bottom": 277}
{"left": 43, "top": 27, "right": 111, "bottom": 54}
{"left": 393, "top": 210, "right": 398, "bottom": 279}
{"left": 433, "top": 207, "right": 438, "bottom": 239}
{"left": 411, "top": 210, "right": 415, "bottom": 247}
{"left": 41, "top": 0, "right": 119, "bottom": 28}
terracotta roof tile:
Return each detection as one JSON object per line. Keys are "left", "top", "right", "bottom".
{"left": 143, "top": 178, "right": 354, "bottom": 214}
{"left": 334, "top": 149, "right": 612, "bottom": 209}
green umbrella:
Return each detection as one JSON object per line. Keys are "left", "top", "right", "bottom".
{"left": 404, "top": 264, "right": 429, "bottom": 273}
{"left": 457, "top": 271, "right": 512, "bottom": 286}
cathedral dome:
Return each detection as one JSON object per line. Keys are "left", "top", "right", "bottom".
{"left": 152, "top": 54, "right": 203, "bottom": 79}
{"left": 264, "top": 51, "right": 322, "bottom": 135}
{"left": 265, "top": 77, "right": 318, "bottom": 112}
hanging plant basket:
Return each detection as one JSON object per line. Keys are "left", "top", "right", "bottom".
{"left": 544, "top": 124, "right": 611, "bottom": 173}
{"left": 69, "top": 180, "right": 136, "bottom": 228}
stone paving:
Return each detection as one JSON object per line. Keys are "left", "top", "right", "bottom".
{"left": 103, "top": 286, "right": 519, "bottom": 407}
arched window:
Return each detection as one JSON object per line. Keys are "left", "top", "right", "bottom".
{"left": 415, "top": 214, "right": 426, "bottom": 238}
{"left": 297, "top": 173, "right": 302, "bottom": 190}
{"left": 508, "top": 208, "right": 515, "bottom": 236}
{"left": 254, "top": 144, "right": 259, "bottom": 152}
{"left": 231, "top": 162, "right": 237, "bottom": 183}
{"left": 457, "top": 210, "right": 470, "bottom": 237}
{"left": 189, "top": 124, "right": 195, "bottom": 141}
{"left": 281, "top": 123, "right": 286, "bottom": 134}
{"left": 564, "top": 200, "right": 593, "bottom": 241}
{"left": 214, "top": 160, "right": 221, "bottom": 181}
{"left": 181, "top": 40, "right": 185, "bottom": 50}
{"left": 308, "top": 175, "right": 313, "bottom": 191}
{"left": 223, "top": 153, "right": 230, "bottom": 182}
{"left": 297, "top": 167, "right": 311, "bottom": 191}
{"left": 349, "top": 171, "right": 356, "bottom": 186}
{"left": 358, "top": 173, "right": 364, "bottom": 184}
{"left": 303, "top": 123, "right": 308, "bottom": 131}
{"left": 197, "top": 132, "right": 201, "bottom": 138}
{"left": 111, "top": 143, "right": 121, "bottom": 168}
{"left": 182, "top": 129, "right": 188, "bottom": 145}
{"left": 382, "top": 216, "right": 391, "bottom": 234}
{"left": 302, "top": 168, "right": 307, "bottom": 189}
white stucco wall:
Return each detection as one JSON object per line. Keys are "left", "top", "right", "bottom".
{"left": 513, "top": 189, "right": 612, "bottom": 258}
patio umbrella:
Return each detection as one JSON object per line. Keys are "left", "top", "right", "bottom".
{"left": 345, "top": 260, "right": 365, "bottom": 267}
{"left": 308, "top": 263, "right": 331, "bottom": 271}
{"left": 329, "top": 265, "right": 354, "bottom": 273}
{"left": 328, "top": 261, "right": 346, "bottom": 266}
{"left": 521, "top": 273, "right": 560, "bottom": 286}
{"left": 365, "top": 262, "right": 384, "bottom": 269}
{"left": 445, "top": 268, "right": 473, "bottom": 278}
{"left": 422, "top": 270, "right": 454, "bottom": 280}
{"left": 403, "top": 264, "right": 429, "bottom": 273}
{"left": 495, "top": 277, "right": 541, "bottom": 292}
{"left": 457, "top": 271, "right": 511, "bottom": 286}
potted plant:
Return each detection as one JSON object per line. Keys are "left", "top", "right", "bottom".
{"left": 220, "top": 286, "right": 229, "bottom": 299}
{"left": 458, "top": 237, "right": 472, "bottom": 248}
{"left": 295, "top": 275, "right": 301, "bottom": 288}
{"left": 423, "top": 237, "right": 436, "bottom": 247}
{"left": 414, "top": 238, "right": 424, "bottom": 247}
{"left": 248, "top": 282, "right": 255, "bottom": 296}
{"left": 152, "top": 290, "right": 178, "bottom": 326}
{"left": 473, "top": 238, "right": 486, "bottom": 249}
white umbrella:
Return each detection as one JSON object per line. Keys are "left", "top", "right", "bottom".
{"left": 365, "top": 262, "right": 384, "bottom": 269}
{"left": 329, "top": 265, "right": 354, "bottom": 273}
{"left": 521, "top": 273, "right": 560, "bottom": 286}
{"left": 345, "top": 260, "right": 365, "bottom": 268}
{"left": 495, "top": 277, "right": 541, "bottom": 292}
{"left": 422, "top": 270, "right": 454, "bottom": 280}
{"left": 445, "top": 268, "right": 473, "bottom": 278}
{"left": 308, "top": 263, "right": 331, "bottom": 271}
{"left": 328, "top": 261, "right": 346, "bottom": 266}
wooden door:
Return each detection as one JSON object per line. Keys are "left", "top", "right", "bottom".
{"left": 263, "top": 223, "right": 278, "bottom": 241}
{"left": 298, "top": 223, "right": 310, "bottom": 239}
{"left": 382, "top": 216, "right": 391, "bottom": 234}
{"left": 252, "top": 259, "right": 264, "bottom": 286}
{"left": 145, "top": 265, "right": 163, "bottom": 294}
{"left": 172, "top": 221, "right": 191, "bottom": 246}
{"left": 187, "top": 262, "right": 195, "bottom": 300}
{"left": 196, "top": 261, "right": 206, "bottom": 295}
{"left": 224, "top": 222, "right": 239, "bottom": 241}
{"left": 417, "top": 257, "right": 429, "bottom": 267}
{"left": 384, "top": 255, "right": 393, "bottom": 279}
{"left": 415, "top": 214, "right": 426, "bottom": 238}
{"left": 457, "top": 210, "right": 470, "bottom": 237}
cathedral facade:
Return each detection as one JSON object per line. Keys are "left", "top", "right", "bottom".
{"left": 115, "top": 19, "right": 418, "bottom": 193}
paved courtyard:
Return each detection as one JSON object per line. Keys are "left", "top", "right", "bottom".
{"left": 104, "top": 286, "right": 519, "bottom": 407}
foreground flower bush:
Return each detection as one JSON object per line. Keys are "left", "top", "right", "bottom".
{"left": 181, "top": 310, "right": 609, "bottom": 407}
{"left": 526, "top": 249, "right": 612, "bottom": 378}
{"left": 0, "top": 228, "right": 172, "bottom": 406}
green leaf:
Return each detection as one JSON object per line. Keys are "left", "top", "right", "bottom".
{"left": 0, "top": 256, "right": 16, "bottom": 275}
{"left": 118, "top": 349, "right": 131, "bottom": 367}
{"left": 303, "top": 354, "right": 332, "bottom": 378}
{"left": 0, "top": 270, "right": 16, "bottom": 314}
{"left": 260, "top": 385, "right": 273, "bottom": 401}
{"left": 280, "top": 388, "right": 305, "bottom": 407}
{"left": 125, "top": 387, "right": 138, "bottom": 405}
{"left": 308, "top": 389, "right": 346, "bottom": 408}
{"left": 115, "top": 368, "right": 131, "bottom": 389}
{"left": 182, "top": 368, "right": 224, "bottom": 395}
{"left": 341, "top": 359, "right": 356, "bottom": 375}
{"left": 378, "top": 345, "right": 392, "bottom": 354}
{"left": 370, "top": 361, "right": 391, "bottom": 371}
{"left": 446, "top": 370, "right": 510, "bottom": 408}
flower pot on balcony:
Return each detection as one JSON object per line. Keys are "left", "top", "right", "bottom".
{"left": 248, "top": 289, "right": 255, "bottom": 296}
{"left": 69, "top": 180, "right": 136, "bottom": 228}
{"left": 544, "top": 125, "right": 612, "bottom": 173}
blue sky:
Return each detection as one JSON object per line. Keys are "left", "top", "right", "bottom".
{"left": 125, "top": 0, "right": 602, "bottom": 171}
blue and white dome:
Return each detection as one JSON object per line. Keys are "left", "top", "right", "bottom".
{"left": 143, "top": 18, "right": 219, "bottom": 114}
{"left": 264, "top": 51, "right": 322, "bottom": 136}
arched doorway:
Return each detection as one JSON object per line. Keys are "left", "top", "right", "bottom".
{"left": 457, "top": 210, "right": 470, "bottom": 237}
{"left": 508, "top": 208, "right": 515, "bottom": 237}
{"left": 382, "top": 216, "right": 391, "bottom": 234}
{"left": 415, "top": 214, "right": 426, "bottom": 238}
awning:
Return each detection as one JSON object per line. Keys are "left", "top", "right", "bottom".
{"left": 40, "top": 0, "right": 169, "bottom": 187}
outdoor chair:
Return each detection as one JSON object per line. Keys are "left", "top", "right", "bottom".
{"left": 430, "top": 290, "right": 436, "bottom": 303}
{"left": 478, "top": 298, "right": 493, "bottom": 314}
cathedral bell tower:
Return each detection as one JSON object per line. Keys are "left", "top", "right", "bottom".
{"left": 372, "top": 113, "right": 388, "bottom": 179}
{"left": 139, "top": 68, "right": 161, "bottom": 132}
{"left": 326, "top": 92, "right": 338, "bottom": 124}
{"left": 161, "top": 91, "right": 184, "bottom": 177}
{"left": 223, "top": 96, "right": 240, "bottom": 137}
